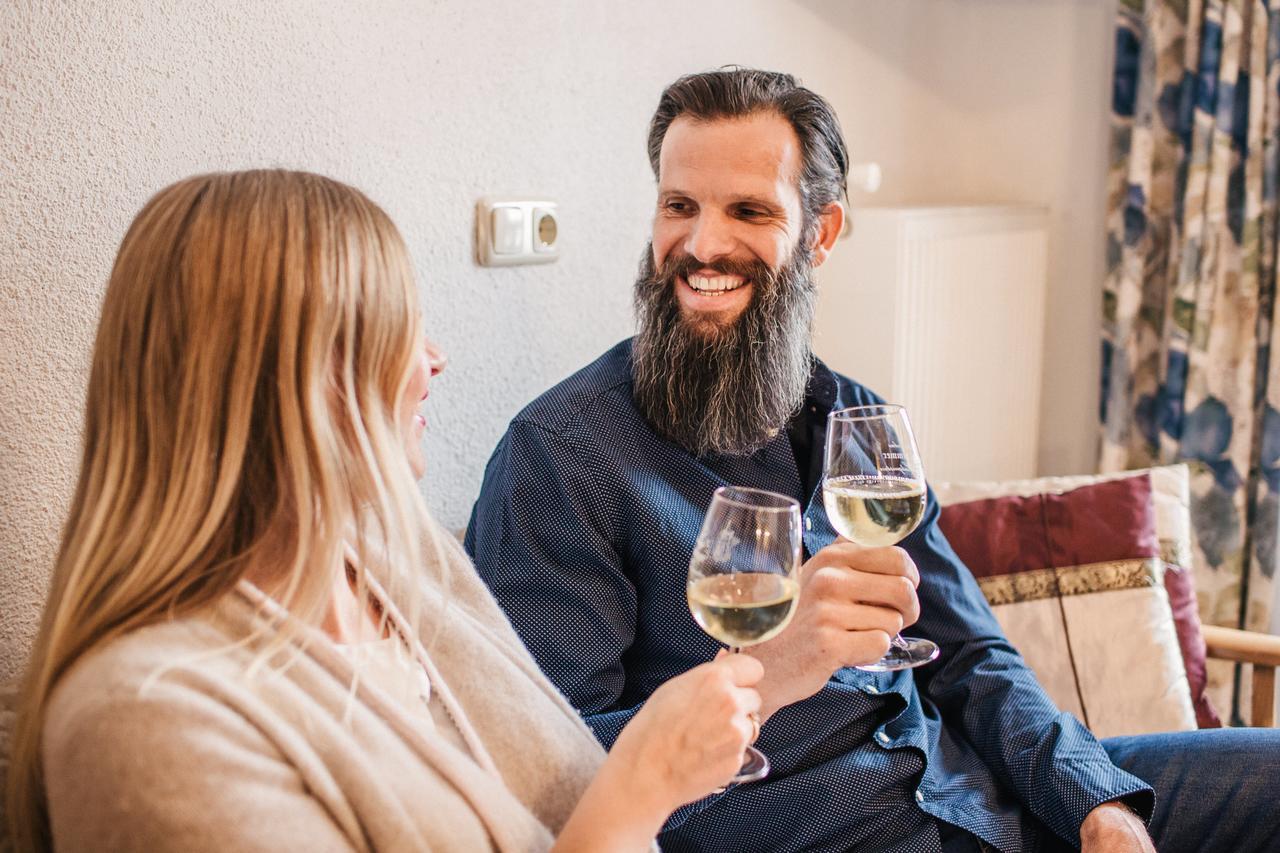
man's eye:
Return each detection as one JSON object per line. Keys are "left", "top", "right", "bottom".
{"left": 738, "top": 208, "right": 766, "bottom": 219}
{"left": 665, "top": 201, "right": 690, "bottom": 213}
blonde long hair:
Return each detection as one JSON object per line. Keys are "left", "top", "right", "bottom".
{"left": 7, "top": 169, "right": 436, "bottom": 850}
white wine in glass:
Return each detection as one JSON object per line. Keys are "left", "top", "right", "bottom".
{"left": 687, "top": 486, "right": 802, "bottom": 784}
{"left": 821, "top": 475, "right": 926, "bottom": 549}
{"left": 688, "top": 572, "right": 800, "bottom": 647}
{"left": 822, "top": 404, "right": 939, "bottom": 672}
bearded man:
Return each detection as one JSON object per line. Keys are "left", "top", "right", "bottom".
{"left": 466, "top": 69, "right": 1279, "bottom": 853}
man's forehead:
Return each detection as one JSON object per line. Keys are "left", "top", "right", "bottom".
{"left": 658, "top": 112, "right": 802, "bottom": 192}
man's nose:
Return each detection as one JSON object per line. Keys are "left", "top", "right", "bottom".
{"left": 685, "top": 212, "right": 736, "bottom": 262}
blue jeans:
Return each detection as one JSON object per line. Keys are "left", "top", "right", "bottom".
{"left": 940, "top": 728, "right": 1280, "bottom": 852}
{"left": 1099, "top": 728, "right": 1280, "bottom": 853}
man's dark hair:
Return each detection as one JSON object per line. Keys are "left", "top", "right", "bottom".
{"left": 646, "top": 68, "right": 849, "bottom": 229}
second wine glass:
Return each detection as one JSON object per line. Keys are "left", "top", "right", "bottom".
{"left": 687, "top": 486, "right": 802, "bottom": 784}
{"left": 822, "top": 404, "right": 939, "bottom": 672}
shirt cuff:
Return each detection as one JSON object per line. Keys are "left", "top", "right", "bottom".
{"left": 1040, "top": 764, "right": 1155, "bottom": 845}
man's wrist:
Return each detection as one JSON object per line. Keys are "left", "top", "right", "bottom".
{"left": 1081, "top": 800, "right": 1147, "bottom": 839}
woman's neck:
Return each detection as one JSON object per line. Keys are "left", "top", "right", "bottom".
{"left": 321, "top": 564, "right": 373, "bottom": 644}
{"left": 241, "top": 540, "right": 378, "bottom": 645}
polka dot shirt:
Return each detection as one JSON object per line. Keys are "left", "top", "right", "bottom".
{"left": 466, "top": 340, "right": 1152, "bottom": 853}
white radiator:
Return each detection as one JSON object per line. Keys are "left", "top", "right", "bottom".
{"left": 813, "top": 206, "right": 1049, "bottom": 482}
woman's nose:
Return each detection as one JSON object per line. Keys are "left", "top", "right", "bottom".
{"left": 424, "top": 337, "right": 448, "bottom": 376}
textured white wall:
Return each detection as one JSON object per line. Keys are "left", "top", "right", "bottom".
{"left": 1, "top": 0, "right": 1116, "bottom": 679}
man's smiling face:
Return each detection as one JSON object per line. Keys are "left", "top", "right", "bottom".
{"left": 651, "top": 111, "right": 808, "bottom": 333}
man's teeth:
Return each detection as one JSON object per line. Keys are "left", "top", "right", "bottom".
{"left": 687, "top": 275, "right": 747, "bottom": 294}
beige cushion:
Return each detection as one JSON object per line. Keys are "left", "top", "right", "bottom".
{"left": 935, "top": 465, "right": 1200, "bottom": 738}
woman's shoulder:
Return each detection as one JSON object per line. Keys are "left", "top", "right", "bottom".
{"left": 41, "top": 609, "right": 295, "bottom": 810}
{"left": 44, "top": 614, "right": 247, "bottom": 742}
{"left": 37, "top": 613, "right": 367, "bottom": 852}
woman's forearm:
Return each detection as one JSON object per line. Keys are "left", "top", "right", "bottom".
{"left": 552, "top": 752, "right": 670, "bottom": 853}
{"left": 553, "top": 654, "right": 763, "bottom": 850}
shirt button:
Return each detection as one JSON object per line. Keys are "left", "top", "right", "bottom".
{"left": 876, "top": 731, "right": 891, "bottom": 746}
{"left": 804, "top": 517, "right": 813, "bottom": 532}
{"left": 863, "top": 683, "right": 879, "bottom": 695}
{"left": 915, "top": 789, "right": 925, "bottom": 804}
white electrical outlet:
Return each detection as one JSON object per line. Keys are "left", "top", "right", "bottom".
{"left": 475, "top": 198, "right": 560, "bottom": 267}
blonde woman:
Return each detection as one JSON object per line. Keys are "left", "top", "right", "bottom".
{"left": 6, "top": 170, "right": 763, "bottom": 852}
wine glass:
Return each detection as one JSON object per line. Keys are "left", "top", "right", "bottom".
{"left": 822, "top": 404, "right": 939, "bottom": 671}
{"left": 687, "top": 486, "right": 803, "bottom": 784}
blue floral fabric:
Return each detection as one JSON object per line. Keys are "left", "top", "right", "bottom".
{"left": 1103, "top": 0, "right": 1280, "bottom": 718}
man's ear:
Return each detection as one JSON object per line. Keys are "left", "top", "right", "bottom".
{"left": 810, "top": 202, "right": 845, "bottom": 268}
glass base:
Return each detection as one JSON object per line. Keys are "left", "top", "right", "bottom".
{"left": 856, "top": 636, "right": 939, "bottom": 672}
{"left": 729, "top": 745, "right": 770, "bottom": 784}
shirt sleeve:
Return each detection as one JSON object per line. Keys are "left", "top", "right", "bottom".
{"left": 909, "top": 490, "right": 1155, "bottom": 843}
{"left": 465, "top": 418, "right": 642, "bottom": 748}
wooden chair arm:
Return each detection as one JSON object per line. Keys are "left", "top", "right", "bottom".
{"left": 1201, "top": 625, "right": 1280, "bottom": 666}
{"left": 1201, "top": 624, "right": 1279, "bottom": 727}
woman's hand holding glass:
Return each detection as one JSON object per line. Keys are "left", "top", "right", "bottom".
{"left": 604, "top": 653, "right": 764, "bottom": 811}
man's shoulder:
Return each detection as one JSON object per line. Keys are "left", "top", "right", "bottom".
{"left": 839, "top": 375, "right": 886, "bottom": 404}
{"left": 510, "top": 338, "right": 636, "bottom": 435}
{"left": 814, "top": 358, "right": 886, "bottom": 407}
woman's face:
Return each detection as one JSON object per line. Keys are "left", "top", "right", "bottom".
{"left": 401, "top": 334, "right": 447, "bottom": 479}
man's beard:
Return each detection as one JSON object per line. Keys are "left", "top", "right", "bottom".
{"left": 631, "top": 243, "right": 817, "bottom": 458}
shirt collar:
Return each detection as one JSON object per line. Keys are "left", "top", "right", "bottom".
{"left": 805, "top": 354, "right": 841, "bottom": 414}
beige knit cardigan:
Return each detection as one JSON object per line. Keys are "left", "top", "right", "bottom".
{"left": 40, "top": 536, "right": 608, "bottom": 852}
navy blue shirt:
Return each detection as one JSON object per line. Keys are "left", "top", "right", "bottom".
{"left": 466, "top": 340, "right": 1152, "bottom": 853}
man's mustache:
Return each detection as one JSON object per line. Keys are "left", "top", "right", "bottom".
{"left": 658, "top": 252, "right": 774, "bottom": 286}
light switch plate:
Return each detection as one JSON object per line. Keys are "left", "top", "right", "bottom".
{"left": 475, "top": 198, "right": 560, "bottom": 266}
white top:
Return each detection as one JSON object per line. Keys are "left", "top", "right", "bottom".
{"left": 334, "top": 635, "right": 470, "bottom": 754}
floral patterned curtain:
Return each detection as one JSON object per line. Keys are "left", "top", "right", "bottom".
{"left": 1101, "top": 0, "right": 1280, "bottom": 720}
